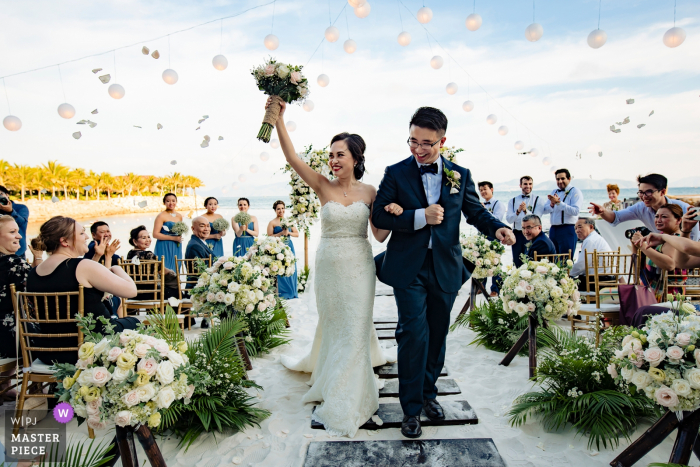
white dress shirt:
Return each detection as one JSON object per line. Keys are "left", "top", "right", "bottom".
{"left": 414, "top": 158, "right": 443, "bottom": 249}
{"left": 543, "top": 185, "right": 583, "bottom": 226}
{"left": 506, "top": 193, "right": 545, "bottom": 230}
{"left": 610, "top": 196, "right": 699, "bottom": 241}
{"left": 483, "top": 198, "right": 506, "bottom": 222}
{"left": 570, "top": 231, "right": 612, "bottom": 277}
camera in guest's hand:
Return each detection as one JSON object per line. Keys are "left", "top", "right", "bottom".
{"left": 0, "top": 196, "right": 9, "bottom": 206}
{"left": 625, "top": 226, "right": 651, "bottom": 239}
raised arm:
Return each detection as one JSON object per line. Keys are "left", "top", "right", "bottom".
{"left": 76, "top": 260, "right": 138, "bottom": 298}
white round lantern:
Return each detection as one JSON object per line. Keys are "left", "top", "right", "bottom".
{"left": 108, "top": 84, "right": 125, "bottom": 99}
{"left": 398, "top": 31, "right": 412, "bottom": 46}
{"left": 57, "top": 103, "right": 76, "bottom": 119}
{"left": 238, "top": 174, "right": 247, "bottom": 182}
{"left": 430, "top": 55, "right": 444, "bottom": 69}
{"left": 354, "top": 2, "right": 371, "bottom": 18}
{"left": 344, "top": 39, "right": 357, "bottom": 54}
{"left": 260, "top": 152, "right": 270, "bottom": 161}
{"left": 514, "top": 140, "right": 525, "bottom": 151}
{"left": 270, "top": 138, "right": 280, "bottom": 149}
{"left": 525, "top": 23, "right": 544, "bottom": 42}
{"left": 550, "top": 166, "right": 559, "bottom": 174}
{"left": 264, "top": 34, "right": 279, "bottom": 50}
{"left": 486, "top": 114, "right": 498, "bottom": 125}
{"left": 462, "top": 100, "right": 474, "bottom": 112}
{"left": 286, "top": 121, "right": 297, "bottom": 132}
{"left": 465, "top": 13, "right": 482, "bottom": 31}
{"left": 232, "top": 183, "right": 240, "bottom": 190}
{"left": 417, "top": 7, "right": 433, "bottom": 24}
{"left": 250, "top": 165, "right": 259, "bottom": 173}
{"left": 2, "top": 115, "right": 21, "bottom": 131}
{"left": 348, "top": 0, "right": 366, "bottom": 8}
{"left": 317, "top": 74, "right": 330, "bottom": 87}
{"left": 212, "top": 54, "right": 228, "bottom": 70}
{"left": 303, "top": 101, "right": 315, "bottom": 112}
{"left": 325, "top": 26, "right": 340, "bottom": 43}
{"left": 587, "top": 29, "right": 607, "bottom": 49}
{"left": 498, "top": 125, "right": 509, "bottom": 136}
{"left": 162, "top": 69, "right": 179, "bottom": 85}
{"left": 542, "top": 157, "right": 552, "bottom": 166}
{"left": 663, "top": 27, "right": 686, "bottom": 48}
{"left": 529, "top": 148, "right": 539, "bottom": 157}
{"left": 446, "top": 82, "right": 458, "bottom": 95}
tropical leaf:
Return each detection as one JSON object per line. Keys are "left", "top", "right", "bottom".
{"left": 146, "top": 306, "right": 184, "bottom": 346}
{"left": 244, "top": 299, "right": 290, "bottom": 357}
{"left": 37, "top": 436, "right": 115, "bottom": 467}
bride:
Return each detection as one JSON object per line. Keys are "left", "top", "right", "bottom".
{"left": 270, "top": 98, "right": 402, "bottom": 437}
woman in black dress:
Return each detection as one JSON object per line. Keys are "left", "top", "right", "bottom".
{"left": 126, "top": 225, "right": 179, "bottom": 299}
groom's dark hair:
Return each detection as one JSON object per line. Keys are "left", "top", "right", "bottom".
{"left": 409, "top": 107, "right": 448, "bottom": 136}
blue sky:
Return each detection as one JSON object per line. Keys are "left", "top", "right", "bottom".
{"left": 0, "top": 0, "right": 698, "bottom": 196}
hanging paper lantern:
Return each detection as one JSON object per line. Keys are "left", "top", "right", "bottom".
{"left": 397, "top": 31, "right": 411, "bottom": 46}
{"left": 270, "top": 138, "right": 280, "bottom": 149}
{"left": 465, "top": 13, "right": 482, "bottom": 31}
{"left": 550, "top": 165, "right": 559, "bottom": 174}
{"left": 250, "top": 165, "right": 259, "bottom": 173}
{"left": 514, "top": 140, "right": 525, "bottom": 151}
{"left": 417, "top": 6, "right": 433, "bottom": 24}
{"left": 542, "top": 157, "right": 552, "bottom": 166}
{"left": 663, "top": 27, "right": 686, "bottom": 48}
{"left": 2, "top": 115, "right": 21, "bottom": 131}
{"left": 525, "top": 23, "right": 544, "bottom": 42}
{"left": 486, "top": 114, "right": 497, "bottom": 125}
{"left": 232, "top": 183, "right": 240, "bottom": 190}
{"left": 162, "top": 69, "right": 179, "bottom": 85}
{"left": 303, "top": 101, "right": 315, "bottom": 112}
{"left": 325, "top": 26, "right": 340, "bottom": 43}
{"left": 354, "top": 2, "right": 371, "bottom": 18}
{"left": 264, "top": 34, "right": 279, "bottom": 50}
{"left": 430, "top": 55, "right": 444, "bottom": 69}
{"left": 344, "top": 39, "right": 357, "bottom": 54}
{"left": 57, "top": 103, "right": 76, "bottom": 119}
{"left": 212, "top": 54, "right": 228, "bottom": 70}
{"left": 445, "top": 82, "right": 458, "bottom": 95}
{"left": 462, "top": 100, "right": 474, "bottom": 112}
{"left": 108, "top": 84, "right": 125, "bottom": 99}
{"left": 260, "top": 152, "right": 270, "bottom": 161}
{"left": 238, "top": 174, "right": 247, "bottom": 183}
{"left": 286, "top": 121, "right": 297, "bottom": 132}
{"left": 317, "top": 74, "right": 330, "bottom": 87}
{"left": 498, "top": 125, "right": 509, "bottom": 136}
{"left": 348, "top": 0, "right": 366, "bottom": 8}
{"left": 587, "top": 29, "right": 607, "bottom": 49}
{"left": 529, "top": 148, "right": 539, "bottom": 157}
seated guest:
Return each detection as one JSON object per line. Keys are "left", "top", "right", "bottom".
{"left": 185, "top": 216, "right": 213, "bottom": 261}
{"left": 603, "top": 184, "right": 622, "bottom": 212}
{"left": 570, "top": 217, "right": 613, "bottom": 291}
{"left": 642, "top": 207, "right": 700, "bottom": 269}
{"left": 27, "top": 216, "right": 140, "bottom": 365}
{"left": 0, "top": 185, "right": 29, "bottom": 258}
{"left": 125, "top": 225, "right": 179, "bottom": 301}
{"left": 85, "top": 221, "right": 122, "bottom": 316}
{"left": 522, "top": 214, "right": 556, "bottom": 261}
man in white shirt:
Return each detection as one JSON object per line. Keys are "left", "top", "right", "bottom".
{"left": 478, "top": 181, "right": 506, "bottom": 222}
{"left": 570, "top": 217, "right": 613, "bottom": 289}
{"left": 543, "top": 168, "right": 583, "bottom": 257}
{"left": 506, "top": 176, "right": 545, "bottom": 267}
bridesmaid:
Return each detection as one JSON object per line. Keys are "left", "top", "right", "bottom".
{"left": 267, "top": 200, "right": 299, "bottom": 300}
{"left": 153, "top": 193, "right": 183, "bottom": 272}
{"left": 232, "top": 197, "right": 259, "bottom": 257}
{"left": 202, "top": 197, "right": 226, "bottom": 258}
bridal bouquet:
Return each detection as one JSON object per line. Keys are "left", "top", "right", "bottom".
{"left": 234, "top": 211, "right": 252, "bottom": 228}
{"left": 212, "top": 218, "right": 230, "bottom": 233}
{"left": 440, "top": 145, "right": 464, "bottom": 163}
{"left": 283, "top": 146, "right": 332, "bottom": 236}
{"left": 279, "top": 217, "right": 295, "bottom": 233}
{"left": 460, "top": 233, "right": 505, "bottom": 279}
{"left": 252, "top": 58, "right": 309, "bottom": 142}
{"left": 165, "top": 221, "right": 189, "bottom": 247}
{"left": 609, "top": 299, "right": 700, "bottom": 413}
{"left": 499, "top": 258, "right": 580, "bottom": 322}
{"left": 245, "top": 236, "right": 296, "bottom": 278}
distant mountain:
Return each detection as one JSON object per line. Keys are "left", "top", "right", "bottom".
{"left": 493, "top": 178, "right": 637, "bottom": 192}
{"left": 671, "top": 176, "right": 700, "bottom": 188}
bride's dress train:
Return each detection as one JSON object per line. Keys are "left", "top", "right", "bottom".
{"left": 281, "top": 201, "right": 396, "bottom": 437}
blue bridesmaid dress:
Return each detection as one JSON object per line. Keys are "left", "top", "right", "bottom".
{"left": 273, "top": 226, "right": 298, "bottom": 300}
{"left": 154, "top": 221, "right": 182, "bottom": 272}
{"left": 206, "top": 222, "right": 224, "bottom": 259}
{"left": 233, "top": 222, "right": 255, "bottom": 257}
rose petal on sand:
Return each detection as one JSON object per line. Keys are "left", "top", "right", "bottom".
{"left": 303, "top": 434, "right": 314, "bottom": 438}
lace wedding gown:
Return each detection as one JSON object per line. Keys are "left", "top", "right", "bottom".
{"left": 281, "top": 201, "right": 396, "bottom": 437}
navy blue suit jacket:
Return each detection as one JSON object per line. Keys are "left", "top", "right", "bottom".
{"left": 526, "top": 231, "right": 556, "bottom": 261}
{"left": 372, "top": 156, "right": 509, "bottom": 293}
{"left": 185, "top": 237, "right": 211, "bottom": 261}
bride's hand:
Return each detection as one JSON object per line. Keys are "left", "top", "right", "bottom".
{"left": 265, "top": 97, "right": 286, "bottom": 125}
{"left": 385, "top": 203, "right": 404, "bottom": 216}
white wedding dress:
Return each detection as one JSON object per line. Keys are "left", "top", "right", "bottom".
{"left": 281, "top": 200, "right": 396, "bottom": 437}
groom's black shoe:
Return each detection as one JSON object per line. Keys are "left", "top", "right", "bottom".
{"left": 423, "top": 398, "right": 445, "bottom": 421}
{"left": 401, "top": 416, "right": 422, "bottom": 439}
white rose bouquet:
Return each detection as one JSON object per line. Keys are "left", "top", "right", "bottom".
{"left": 252, "top": 58, "right": 309, "bottom": 142}
{"left": 439, "top": 145, "right": 464, "bottom": 163}
{"left": 460, "top": 233, "right": 505, "bottom": 279}
{"left": 164, "top": 221, "right": 189, "bottom": 247}
{"left": 499, "top": 258, "right": 580, "bottom": 322}
{"left": 609, "top": 298, "right": 700, "bottom": 413}
{"left": 279, "top": 217, "right": 296, "bottom": 233}
{"left": 245, "top": 236, "right": 296, "bottom": 278}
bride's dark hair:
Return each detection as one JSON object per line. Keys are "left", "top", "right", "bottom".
{"left": 330, "top": 132, "right": 366, "bottom": 180}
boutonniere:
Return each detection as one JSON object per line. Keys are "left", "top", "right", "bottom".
{"left": 444, "top": 168, "right": 461, "bottom": 194}
{"left": 208, "top": 243, "right": 214, "bottom": 250}
{"left": 525, "top": 241, "right": 533, "bottom": 249}
{"left": 527, "top": 205, "right": 533, "bottom": 212}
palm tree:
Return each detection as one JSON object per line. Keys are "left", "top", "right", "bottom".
{"left": 32, "top": 171, "right": 49, "bottom": 201}
{"left": 42, "top": 160, "right": 69, "bottom": 198}
{"left": 0, "top": 160, "right": 10, "bottom": 188}
{"left": 147, "top": 176, "right": 161, "bottom": 197}
{"left": 95, "top": 172, "right": 113, "bottom": 200}
{"left": 70, "top": 168, "right": 86, "bottom": 201}
{"left": 112, "top": 176, "right": 129, "bottom": 197}
{"left": 8, "top": 165, "right": 34, "bottom": 201}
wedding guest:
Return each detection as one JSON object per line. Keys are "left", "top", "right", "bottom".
{"left": 267, "top": 201, "right": 298, "bottom": 300}
{"left": 641, "top": 207, "right": 700, "bottom": 269}
{"left": 603, "top": 184, "right": 622, "bottom": 212}
{"left": 27, "top": 216, "right": 140, "bottom": 365}
{"left": 125, "top": 225, "right": 179, "bottom": 303}
{"left": 590, "top": 174, "right": 699, "bottom": 241}
{"left": 543, "top": 169, "right": 583, "bottom": 257}
{"left": 506, "top": 176, "right": 545, "bottom": 267}
{"left": 202, "top": 197, "right": 226, "bottom": 258}
{"left": 522, "top": 215, "right": 555, "bottom": 261}
{"left": 153, "top": 193, "right": 183, "bottom": 272}
{"left": 570, "top": 217, "right": 612, "bottom": 290}
{"left": 85, "top": 221, "right": 121, "bottom": 267}
{"left": 185, "top": 216, "right": 212, "bottom": 261}
{"left": 232, "top": 197, "right": 259, "bottom": 257}
{"left": 478, "top": 182, "right": 505, "bottom": 222}
{"left": 0, "top": 185, "right": 29, "bottom": 258}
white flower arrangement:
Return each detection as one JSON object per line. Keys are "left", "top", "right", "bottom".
{"left": 279, "top": 217, "right": 296, "bottom": 233}
{"left": 245, "top": 236, "right": 297, "bottom": 278}
{"left": 499, "top": 258, "right": 580, "bottom": 322}
{"left": 439, "top": 145, "right": 464, "bottom": 163}
{"left": 212, "top": 218, "right": 230, "bottom": 233}
{"left": 460, "top": 233, "right": 505, "bottom": 280}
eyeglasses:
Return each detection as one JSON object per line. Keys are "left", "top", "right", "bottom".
{"left": 637, "top": 189, "right": 659, "bottom": 199}
{"left": 407, "top": 138, "right": 440, "bottom": 151}
{"left": 522, "top": 225, "right": 541, "bottom": 231}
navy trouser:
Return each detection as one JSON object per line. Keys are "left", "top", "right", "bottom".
{"left": 512, "top": 230, "right": 528, "bottom": 268}
{"left": 549, "top": 224, "right": 577, "bottom": 257}
{"left": 393, "top": 250, "right": 458, "bottom": 417}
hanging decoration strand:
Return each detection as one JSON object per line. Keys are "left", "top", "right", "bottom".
{"left": 305, "top": 3, "right": 347, "bottom": 66}
{"left": 473, "top": 0, "right": 476, "bottom": 14}
{"left": 168, "top": 35, "right": 171, "bottom": 68}
{"left": 113, "top": 51, "right": 117, "bottom": 80}
{"left": 398, "top": 0, "right": 404, "bottom": 29}
{"left": 57, "top": 65, "right": 67, "bottom": 101}
{"left": 674, "top": 0, "right": 677, "bottom": 26}
{"left": 345, "top": 6, "right": 351, "bottom": 37}
{"left": 271, "top": 0, "right": 276, "bottom": 33}
{"left": 328, "top": 0, "right": 332, "bottom": 25}
{"left": 2, "top": 79, "right": 11, "bottom": 114}
{"left": 533, "top": 0, "right": 536, "bottom": 23}
{"left": 597, "top": 0, "right": 602, "bottom": 29}
{"left": 220, "top": 19, "right": 223, "bottom": 53}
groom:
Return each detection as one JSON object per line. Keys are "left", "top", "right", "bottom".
{"left": 372, "top": 107, "right": 515, "bottom": 438}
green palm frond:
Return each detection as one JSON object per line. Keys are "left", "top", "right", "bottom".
{"left": 146, "top": 306, "right": 184, "bottom": 346}
{"left": 195, "top": 315, "right": 247, "bottom": 366}
{"left": 244, "top": 299, "right": 290, "bottom": 357}
{"left": 38, "top": 436, "right": 115, "bottom": 467}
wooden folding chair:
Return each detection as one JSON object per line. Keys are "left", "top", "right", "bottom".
{"left": 10, "top": 284, "right": 94, "bottom": 438}
{"left": 175, "top": 256, "right": 212, "bottom": 330}
{"left": 119, "top": 258, "right": 166, "bottom": 316}
{"left": 665, "top": 267, "right": 697, "bottom": 302}
{"left": 580, "top": 247, "right": 622, "bottom": 304}
{"left": 0, "top": 358, "right": 21, "bottom": 406}
{"left": 534, "top": 250, "right": 571, "bottom": 265}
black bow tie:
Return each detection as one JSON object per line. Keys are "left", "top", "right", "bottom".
{"left": 522, "top": 195, "right": 530, "bottom": 199}
{"left": 419, "top": 163, "right": 438, "bottom": 175}
{"left": 484, "top": 201, "right": 491, "bottom": 205}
